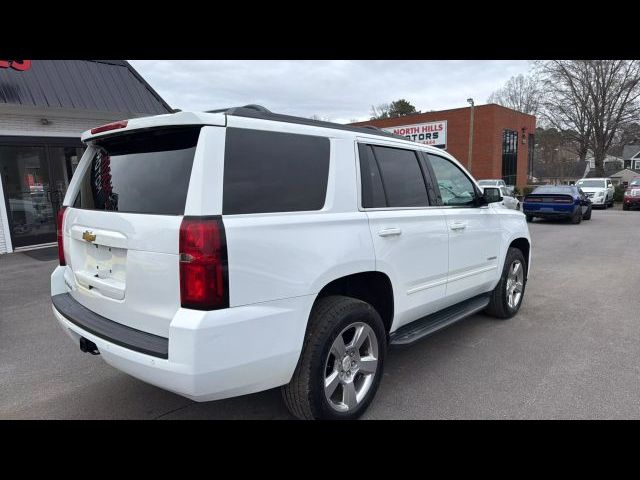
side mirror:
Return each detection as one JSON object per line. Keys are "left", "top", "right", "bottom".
{"left": 483, "top": 187, "right": 503, "bottom": 204}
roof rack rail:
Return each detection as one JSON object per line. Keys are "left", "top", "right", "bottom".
{"left": 204, "top": 105, "right": 410, "bottom": 141}
{"left": 228, "top": 104, "right": 272, "bottom": 114}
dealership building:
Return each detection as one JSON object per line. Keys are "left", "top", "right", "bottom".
{"left": 0, "top": 60, "right": 171, "bottom": 254}
{"left": 351, "top": 103, "right": 536, "bottom": 190}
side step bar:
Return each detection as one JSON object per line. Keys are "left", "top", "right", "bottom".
{"left": 390, "top": 293, "right": 491, "bottom": 347}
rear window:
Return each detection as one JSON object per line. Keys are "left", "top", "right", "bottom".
{"left": 576, "top": 180, "right": 605, "bottom": 188}
{"left": 223, "top": 128, "right": 330, "bottom": 214}
{"left": 75, "top": 127, "right": 200, "bottom": 215}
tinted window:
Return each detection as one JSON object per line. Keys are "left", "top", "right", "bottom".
{"left": 358, "top": 144, "right": 386, "bottom": 208}
{"left": 76, "top": 127, "right": 200, "bottom": 215}
{"left": 428, "top": 154, "right": 477, "bottom": 206}
{"left": 371, "top": 146, "right": 428, "bottom": 208}
{"left": 223, "top": 128, "right": 329, "bottom": 214}
{"left": 532, "top": 185, "right": 574, "bottom": 194}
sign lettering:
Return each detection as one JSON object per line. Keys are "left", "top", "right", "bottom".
{"left": 382, "top": 120, "right": 447, "bottom": 149}
{"left": 0, "top": 60, "right": 32, "bottom": 71}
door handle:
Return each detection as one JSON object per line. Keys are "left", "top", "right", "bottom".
{"left": 449, "top": 221, "right": 467, "bottom": 231}
{"left": 378, "top": 227, "right": 402, "bottom": 237}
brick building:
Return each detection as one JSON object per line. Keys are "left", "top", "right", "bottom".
{"left": 350, "top": 103, "right": 536, "bottom": 189}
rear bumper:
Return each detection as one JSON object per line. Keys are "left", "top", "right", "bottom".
{"left": 522, "top": 204, "right": 577, "bottom": 218}
{"left": 624, "top": 198, "right": 640, "bottom": 208}
{"left": 51, "top": 266, "right": 313, "bottom": 402}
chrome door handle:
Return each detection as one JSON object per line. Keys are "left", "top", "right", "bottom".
{"left": 378, "top": 228, "right": 402, "bottom": 237}
{"left": 450, "top": 221, "right": 467, "bottom": 231}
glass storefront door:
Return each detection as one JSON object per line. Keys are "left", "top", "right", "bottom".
{"left": 0, "top": 140, "right": 83, "bottom": 249}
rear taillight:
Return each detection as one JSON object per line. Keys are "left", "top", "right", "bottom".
{"left": 179, "top": 216, "right": 229, "bottom": 310}
{"left": 524, "top": 196, "right": 542, "bottom": 202}
{"left": 552, "top": 197, "right": 573, "bottom": 203}
{"left": 90, "top": 120, "right": 128, "bottom": 135}
{"left": 56, "top": 206, "right": 67, "bottom": 266}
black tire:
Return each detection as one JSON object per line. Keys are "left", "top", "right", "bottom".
{"left": 485, "top": 247, "right": 527, "bottom": 319}
{"left": 526, "top": 215, "right": 533, "bottom": 222}
{"left": 571, "top": 208, "right": 582, "bottom": 224}
{"left": 282, "top": 295, "right": 387, "bottom": 420}
{"left": 623, "top": 204, "right": 630, "bottom": 211}
{"left": 583, "top": 206, "right": 592, "bottom": 220}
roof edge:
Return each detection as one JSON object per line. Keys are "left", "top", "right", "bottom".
{"left": 121, "top": 61, "right": 173, "bottom": 113}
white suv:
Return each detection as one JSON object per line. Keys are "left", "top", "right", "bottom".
{"left": 575, "top": 178, "right": 615, "bottom": 208}
{"left": 51, "top": 105, "right": 532, "bottom": 420}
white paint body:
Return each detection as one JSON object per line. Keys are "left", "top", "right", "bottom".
{"left": 575, "top": 178, "right": 615, "bottom": 206}
{"left": 51, "top": 111, "right": 531, "bottom": 401}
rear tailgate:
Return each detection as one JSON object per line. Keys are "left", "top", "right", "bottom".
{"left": 61, "top": 127, "right": 202, "bottom": 338}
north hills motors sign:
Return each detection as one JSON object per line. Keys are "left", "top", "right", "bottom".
{"left": 382, "top": 120, "right": 447, "bottom": 149}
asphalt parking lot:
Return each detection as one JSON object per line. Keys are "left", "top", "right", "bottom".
{"left": 2, "top": 205, "right": 640, "bottom": 419}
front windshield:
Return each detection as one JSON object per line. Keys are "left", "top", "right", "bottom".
{"left": 630, "top": 179, "right": 640, "bottom": 186}
{"left": 576, "top": 180, "right": 605, "bottom": 188}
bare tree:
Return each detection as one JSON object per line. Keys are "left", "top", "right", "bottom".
{"left": 370, "top": 103, "right": 390, "bottom": 120}
{"left": 538, "top": 60, "right": 640, "bottom": 176}
{"left": 309, "top": 114, "right": 331, "bottom": 122}
{"left": 487, "top": 74, "right": 541, "bottom": 116}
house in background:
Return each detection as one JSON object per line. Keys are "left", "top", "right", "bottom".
{"left": 583, "top": 151, "right": 624, "bottom": 178}
{"left": 622, "top": 144, "right": 640, "bottom": 172}
{"left": 609, "top": 168, "right": 640, "bottom": 186}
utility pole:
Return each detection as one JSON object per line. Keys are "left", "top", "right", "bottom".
{"left": 467, "top": 98, "right": 475, "bottom": 172}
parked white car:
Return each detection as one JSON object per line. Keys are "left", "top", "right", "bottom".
{"left": 51, "top": 106, "right": 532, "bottom": 420}
{"left": 575, "top": 178, "right": 615, "bottom": 208}
{"left": 480, "top": 186, "right": 520, "bottom": 210}
{"left": 478, "top": 179, "right": 514, "bottom": 195}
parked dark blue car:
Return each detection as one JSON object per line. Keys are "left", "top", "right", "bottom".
{"left": 523, "top": 185, "right": 592, "bottom": 224}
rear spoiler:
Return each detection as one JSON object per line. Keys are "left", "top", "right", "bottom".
{"left": 81, "top": 111, "right": 226, "bottom": 143}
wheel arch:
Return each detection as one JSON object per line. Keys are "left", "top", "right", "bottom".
{"left": 312, "top": 271, "right": 394, "bottom": 335}
{"left": 508, "top": 237, "right": 531, "bottom": 277}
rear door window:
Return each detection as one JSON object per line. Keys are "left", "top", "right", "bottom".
{"left": 358, "top": 144, "right": 387, "bottom": 208}
{"left": 223, "top": 128, "right": 330, "bottom": 215}
{"left": 75, "top": 127, "right": 200, "bottom": 215}
{"left": 369, "top": 145, "right": 429, "bottom": 208}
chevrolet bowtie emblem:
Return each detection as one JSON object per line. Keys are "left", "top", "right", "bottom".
{"left": 82, "top": 231, "right": 96, "bottom": 242}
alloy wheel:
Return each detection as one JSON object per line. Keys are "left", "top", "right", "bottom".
{"left": 505, "top": 260, "right": 524, "bottom": 310}
{"left": 324, "top": 322, "right": 379, "bottom": 413}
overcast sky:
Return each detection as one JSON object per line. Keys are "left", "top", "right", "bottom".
{"left": 129, "top": 60, "right": 534, "bottom": 123}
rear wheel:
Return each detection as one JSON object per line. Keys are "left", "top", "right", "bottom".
{"left": 282, "top": 295, "right": 386, "bottom": 420}
{"left": 583, "top": 206, "right": 592, "bottom": 220}
{"left": 485, "top": 247, "right": 526, "bottom": 319}
{"left": 571, "top": 208, "right": 582, "bottom": 224}
{"left": 623, "top": 204, "right": 630, "bottom": 211}
{"left": 526, "top": 215, "right": 533, "bottom": 222}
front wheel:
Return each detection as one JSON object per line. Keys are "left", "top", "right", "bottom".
{"left": 282, "top": 296, "right": 387, "bottom": 420}
{"left": 485, "top": 247, "right": 527, "bottom": 319}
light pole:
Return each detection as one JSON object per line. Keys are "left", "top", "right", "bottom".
{"left": 552, "top": 147, "right": 559, "bottom": 184}
{"left": 467, "top": 98, "right": 475, "bottom": 172}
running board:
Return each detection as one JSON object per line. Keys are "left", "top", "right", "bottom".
{"left": 390, "top": 294, "right": 491, "bottom": 347}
